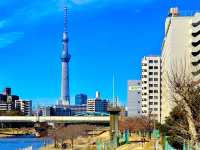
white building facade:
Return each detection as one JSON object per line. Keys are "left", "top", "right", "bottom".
{"left": 15, "top": 99, "right": 32, "bottom": 116}
{"left": 141, "top": 56, "right": 161, "bottom": 122}
{"left": 87, "top": 99, "right": 95, "bottom": 112}
{"left": 161, "top": 8, "right": 200, "bottom": 123}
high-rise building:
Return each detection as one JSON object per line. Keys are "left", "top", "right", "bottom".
{"left": 59, "top": 6, "right": 71, "bottom": 106}
{"left": 127, "top": 80, "right": 141, "bottom": 117}
{"left": 141, "top": 56, "right": 161, "bottom": 122}
{"left": 161, "top": 8, "right": 200, "bottom": 123}
{"left": 75, "top": 94, "right": 87, "bottom": 105}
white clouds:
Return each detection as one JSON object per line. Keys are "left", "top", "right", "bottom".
{"left": 0, "top": 0, "right": 158, "bottom": 49}
{"left": 0, "top": 32, "right": 24, "bottom": 48}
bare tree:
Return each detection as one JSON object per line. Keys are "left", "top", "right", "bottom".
{"left": 119, "top": 116, "right": 153, "bottom": 136}
{"left": 166, "top": 63, "right": 200, "bottom": 150}
{"left": 48, "top": 124, "right": 94, "bottom": 149}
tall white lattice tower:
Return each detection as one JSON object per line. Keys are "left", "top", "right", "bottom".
{"left": 60, "top": 6, "right": 71, "bottom": 106}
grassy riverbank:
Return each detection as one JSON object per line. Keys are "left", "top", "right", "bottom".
{"left": 40, "top": 131, "right": 109, "bottom": 150}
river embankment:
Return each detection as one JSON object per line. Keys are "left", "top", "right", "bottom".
{"left": 0, "top": 128, "right": 36, "bottom": 138}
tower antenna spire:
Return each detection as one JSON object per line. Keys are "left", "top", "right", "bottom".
{"left": 64, "top": 5, "right": 68, "bottom": 32}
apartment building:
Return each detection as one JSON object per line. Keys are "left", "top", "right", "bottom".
{"left": 141, "top": 56, "right": 161, "bottom": 122}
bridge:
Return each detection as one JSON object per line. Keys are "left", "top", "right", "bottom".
{"left": 0, "top": 116, "right": 110, "bottom": 124}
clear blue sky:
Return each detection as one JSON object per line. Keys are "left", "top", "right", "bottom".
{"left": 0, "top": 0, "right": 199, "bottom": 107}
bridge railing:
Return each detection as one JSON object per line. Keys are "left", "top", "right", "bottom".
{"left": 0, "top": 116, "right": 110, "bottom": 123}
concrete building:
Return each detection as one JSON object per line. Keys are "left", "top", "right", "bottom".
{"left": 87, "top": 99, "right": 95, "bottom": 112}
{"left": 0, "top": 88, "right": 19, "bottom": 112}
{"left": 15, "top": 99, "right": 32, "bottom": 116}
{"left": 127, "top": 80, "right": 141, "bottom": 117}
{"left": 95, "top": 99, "right": 108, "bottom": 113}
{"left": 75, "top": 94, "right": 87, "bottom": 105}
{"left": 70, "top": 105, "right": 87, "bottom": 115}
{"left": 52, "top": 105, "right": 71, "bottom": 116}
{"left": 87, "top": 92, "right": 109, "bottom": 113}
{"left": 141, "top": 56, "right": 161, "bottom": 122}
{"left": 161, "top": 8, "right": 200, "bottom": 123}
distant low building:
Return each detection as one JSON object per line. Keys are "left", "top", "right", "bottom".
{"left": 87, "top": 99, "right": 95, "bottom": 112}
{"left": 87, "top": 91, "right": 109, "bottom": 113}
{"left": 95, "top": 99, "right": 108, "bottom": 113}
{"left": 0, "top": 87, "right": 19, "bottom": 112}
{"left": 75, "top": 94, "right": 87, "bottom": 105}
{"left": 70, "top": 104, "right": 87, "bottom": 115}
{"left": 37, "top": 106, "right": 52, "bottom": 116}
{"left": 15, "top": 99, "right": 32, "bottom": 116}
{"left": 51, "top": 105, "right": 71, "bottom": 116}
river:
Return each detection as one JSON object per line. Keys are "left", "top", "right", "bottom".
{"left": 0, "top": 136, "right": 52, "bottom": 150}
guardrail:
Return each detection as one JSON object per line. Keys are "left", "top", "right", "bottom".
{"left": 0, "top": 116, "right": 110, "bottom": 123}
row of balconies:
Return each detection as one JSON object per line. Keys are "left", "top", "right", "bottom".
{"left": 191, "top": 18, "right": 200, "bottom": 77}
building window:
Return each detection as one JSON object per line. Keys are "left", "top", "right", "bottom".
{"left": 142, "top": 63, "right": 147, "bottom": 66}
{"left": 149, "top": 102, "right": 153, "bottom": 105}
{"left": 149, "top": 78, "right": 153, "bottom": 81}
{"left": 154, "top": 66, "right": 158, "bottom": 69}
{"left": 138, "top": 92, "right": 141, "bottom": 94}
{"left": 154, "top": 108, "right": 158, "bottom": 111}
{"left": 154, "top": 60, "right": 158, "bottom": 63}
{"left": 154, "top": 90, "right": 158, "bottom": 93}
{"left": 149, "top": 60, "right": 153, "bottom": 63}
{"left": 149, "top": 72, "right": 153, "bottom": 75}
{"left": 149, "top": 96, "right": 153, "bottom": 99}
{"left": 154, "top": 102, "right": 158, "bottom": 105}
{"left": 154, "top": 84, "right": 158, "bottom": 87}
{"left": 142, "top": 69, "right": 147, "bottom": 72}
{"left": 154, "top": 72, "right": 158, "bottom": 75}
{"left": 142, "top": 81, "right": 147, "bottom": 84}
{"left": 149, "top": 66, "right": 153, "bottom": 69}
{"left": 154, "top": 78, "right": 158, "bottom": 81}
{"left": 154, "top": 96, "right": 158, "bottom": 99}
{"left": 142, "top": 98, "right": 147, "bottom": 101}
{"left": 149, "top": 90, "right": 153, "bottom": 93}
{"left": 149, "top": 84, "right": 153, "bottom": 87}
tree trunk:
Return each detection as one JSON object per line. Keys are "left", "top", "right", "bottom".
{"left": 54, "top": 137, "right": 56, "bottom": 148}
{"left": 71, "top": 139, "right": 74, "bottom": 150}
{"left": 183, "top": 100, "right": 198, "bottom": 150}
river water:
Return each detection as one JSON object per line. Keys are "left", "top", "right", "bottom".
{"left": 0, "top": 136, "right": 52, "bottom": 150}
